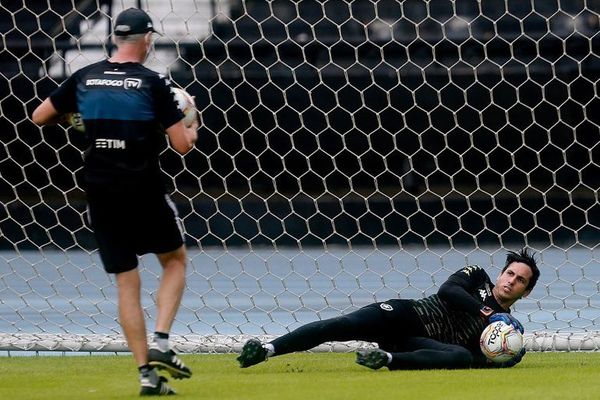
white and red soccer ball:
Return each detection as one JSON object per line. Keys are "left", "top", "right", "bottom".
{"left": 171, "top": 87, "right": 197, "bottom": 128}
{"left": 480, "top": 320, "right": 524, "bottom": 363}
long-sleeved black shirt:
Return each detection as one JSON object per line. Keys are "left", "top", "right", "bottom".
{"left": 410, "top": 265, "right": 508, "bottom": 354}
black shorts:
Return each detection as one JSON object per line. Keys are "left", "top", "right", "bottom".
{"left": 86, "top": 189, "right": 184, "bottom": 273}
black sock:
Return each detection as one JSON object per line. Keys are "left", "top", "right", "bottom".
{"left": 138, "top": 364, "right": 154, "bottom": 375}
{"left": 154, "top": 331, "right": 169, "bottom": 340}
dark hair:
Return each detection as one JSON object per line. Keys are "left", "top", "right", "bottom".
{"left": 502, "top": 248, "right": 540, "bottom": 291}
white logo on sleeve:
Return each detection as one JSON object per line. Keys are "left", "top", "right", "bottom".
{"left": 479, "top": 283, "right": 492, "bottom": 301}
{"left": 380, "top": 303, "right": 393, "bottom": 311}
{"left": 479, "top": 289, "right": 488, "bottom": 301}
{"left": 461, "top": 266, "right": 478, "bottom": 276}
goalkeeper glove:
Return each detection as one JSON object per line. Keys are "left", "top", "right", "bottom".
{"left": 489, "top": 313, "right": 524, "bottom": 334}
{"left": 499, "top": 347, "right": 526, "bottom": 368}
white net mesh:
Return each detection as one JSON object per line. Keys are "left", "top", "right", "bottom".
{"left": 1, "top": 0, "right": 600, "bottom": 353}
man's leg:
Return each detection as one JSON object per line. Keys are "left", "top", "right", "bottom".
{"left": 269, "top": 315, "right": 373, "bottom": 354}
{"left": 116, "top": 268, "right": 148, "bottom": 367}
{"left": 116, "top": 268, "right": 177, "bottom": 394}
{"left": 238, "top": 303, "right": 390, "bottom": 367}
{"left": 155, "top": 245, "right": 187, "bottom": 333}
{"left": 148, "top": 245, "right": 192, "bottom": 379}
{"left": 358, "top": 337, "right": 473, "bottom": 370}
{"left": 271, "top": 299, "right": 422, "bottom": 356}
{"left": 90, "top": 192, "right": 176, "bottom": 395}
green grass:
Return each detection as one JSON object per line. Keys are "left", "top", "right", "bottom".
{"left": 1, "top": 352, "right": 599, "bottom": 399}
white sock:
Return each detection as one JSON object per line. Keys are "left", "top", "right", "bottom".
{"left": 385, "top": 351, "right": 393, "bottom": 364}
{"left": 153, "top": 334, "right": 170, "bottom": 352}
{"left": 264, "top": 343, "right": 275, "bottom": 356}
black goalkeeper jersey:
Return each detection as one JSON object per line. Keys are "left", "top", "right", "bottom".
{"left": 49, "top": 60, "right": 184, "bottom": 192}
{"left": 410, "top": 265, "right": 508, "bottom": 353}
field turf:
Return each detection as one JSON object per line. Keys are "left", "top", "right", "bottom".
{"left": 0, "top": 352, "right": 598, "bottom": 399}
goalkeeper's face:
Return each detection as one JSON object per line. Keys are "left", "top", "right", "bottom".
{"left": 494, "top": 262, "right": 533, "bottom": 303}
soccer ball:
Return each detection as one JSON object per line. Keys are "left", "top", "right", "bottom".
{"left": 480, "top": 320, "right": 524, "bottom": 363}
{"left": 67, "top": 112, "right": 85, "bottom": 132}
{"left": 172, "top": 87, "right": 197, "bottom": 128}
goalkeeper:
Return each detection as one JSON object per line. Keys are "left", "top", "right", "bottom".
{"left": 237, "top": 249, "right": 539, "bottom": 370}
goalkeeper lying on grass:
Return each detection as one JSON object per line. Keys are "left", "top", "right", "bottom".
{"left": 238, "top": 249, "right": 539, "bottom": 370}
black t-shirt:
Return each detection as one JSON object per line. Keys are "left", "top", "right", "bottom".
{"left": 410, "top": 265, "right": 508, "bottom": 353}
{"left": 50, "top": 60, "right": 184, "bottom": 192}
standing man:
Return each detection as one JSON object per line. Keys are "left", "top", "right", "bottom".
{"left": 237, "top": 249, "right": 539, "bottom": 370}
{"left": 32, "top": 8, "right": 198, "bottom": 396}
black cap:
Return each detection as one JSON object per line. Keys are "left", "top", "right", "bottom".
{"left": 114, "top": 8, "right": 161, "bottom": 36}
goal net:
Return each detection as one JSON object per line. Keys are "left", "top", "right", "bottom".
{"left": 1, "top": 0, "right": 600, "bottom": 353}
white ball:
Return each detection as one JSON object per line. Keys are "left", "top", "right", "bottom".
{"left": 480, "top": 320, "right": 524, "bottom": 363}
{"left": 172, "top": 87, "right": 197, "bottom": 128}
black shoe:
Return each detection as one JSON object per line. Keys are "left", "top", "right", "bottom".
{"left": 140, "top": 376, "right": 176, "bottom": 396}
{"left": 237, "top": 339, "right": 268, "bottom": 368}
{"left": 356, "top": 349, "right": 389, "bottom": 370}
{"left": 148, "top": 347, "right": 192, "bottom": 380}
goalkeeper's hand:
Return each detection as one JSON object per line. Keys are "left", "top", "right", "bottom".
{"left": 498, "top": 347, "right": 526, "bottom": 368}
{"left": 489, "top": 313, "right": 524, "bottom": 334}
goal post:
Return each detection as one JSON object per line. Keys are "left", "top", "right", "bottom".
{"left": 1, "top": 0, "right": 600, "bottom": 353}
